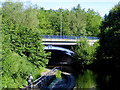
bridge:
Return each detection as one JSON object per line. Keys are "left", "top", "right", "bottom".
{"left": 42, "top": 35, "right": 99, "bottom": 65}
{"left": 42, "top": 35, "right": 99, "bottom": 46}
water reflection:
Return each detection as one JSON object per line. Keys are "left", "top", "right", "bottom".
{"left": 73, "top": 69, "right": 120, "bottom": 90}
{"left": 75, "top": 69, "right": 97, "bottom": 88}
{"left": 47, "top": 65, "right": 120, "bottom": 90}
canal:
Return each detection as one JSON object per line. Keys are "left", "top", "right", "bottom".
{"left": 47, "top": 65, "right": 120, "bottom": 90}
{"left": 46, "top": 50, "right": 120, "bottom": 90}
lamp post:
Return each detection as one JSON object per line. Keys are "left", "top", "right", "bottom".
{"left": 60, "top": 10, "right": 62, "bottom": 36}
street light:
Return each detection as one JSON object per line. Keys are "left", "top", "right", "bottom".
{"left": 60, "top": 10, "right": 62, "bottom": 36}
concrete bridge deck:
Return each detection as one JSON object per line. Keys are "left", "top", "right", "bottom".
{"left": 42, "top": 35, "right": 99, "bottom": 46}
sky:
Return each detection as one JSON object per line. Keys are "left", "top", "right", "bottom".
{"left": 0, "top": 0, "right": 119, "bottom": 17}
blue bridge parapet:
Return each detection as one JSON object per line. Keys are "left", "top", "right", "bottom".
{"left": 41, "top": 35, "right": 99, "bottom": 40}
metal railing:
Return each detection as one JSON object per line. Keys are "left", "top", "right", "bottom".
{"left": 22, "top": 67, "right": 59, "bottom": 89}
{"left": 41, "top": 35, "right": 99, "bottom": 40}
{"left": 32, "top": 67, "right": 58, "bottom": 88}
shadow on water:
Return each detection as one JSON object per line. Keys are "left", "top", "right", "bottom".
{"left": 72, "top": 66, "right": 120, "bottom": 90}
{"left": 74, "top": 69, "right": 97, "bottom": 89}
{"left": 94, "top": 69, "right": 120, "bottom": 90}
{"left": 46, "top": 50, "right": 120, "bottom": 90}
{"left": 60, "top": 66, "right": 98, "bottom": 89}
{"left": 47, "top": 65, "right": 120, "bottom": 90}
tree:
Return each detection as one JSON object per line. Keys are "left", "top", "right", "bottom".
{"left": 68, "top": 4, "right": 87, "bottom": 36}
{"left": 99, "top": 2, "right": 120, "bottom": 64}
{"left": 0, "top": 5, "right": 1, "bottom": 90}
{"left": 2, "top": 2, "right": 39, "bottom": 30}
{"left": 49, "top": 10, "right": 61, "bottom": 35}
{"left": 23, "top": 6, "right": 39, "bottom": 29}
{"left": 61, "top": 9, "right": 71, "bottom": 36}
{"left": 2, "top": 51, "right": 36, "bottom": 88}
{"left": 37, "top": 8, "right": 53, "bottom": 35}
{"left": 73, "top": 37, "right": 99, "bottom": 65}
{"left": 2, "top": 2, "right": 24, "bottom": 25}
{"left": 2, "top": 2, "right": 50, "bottom": 67}
{"left": 85, "top": 9, "right": 102, "bottom": 37}
{"left": 2, "top": 2, "right": 51, "bottom": 88}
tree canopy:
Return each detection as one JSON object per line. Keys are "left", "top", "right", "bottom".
{"left": 99, "top": 2, "right": 120, "bottom": 66}
{"left": 2, "top": 2, "right": 50, "bottom": 88}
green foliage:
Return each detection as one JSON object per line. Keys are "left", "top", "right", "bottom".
{"left": 85, "top": 9, "right": 102, "bottom": 37}
{"left": 56, "top": 70, "right": 61, "bottom": 79}
{"left": 48, "top": 10, "right": 61, "bottom": 35}
{"left": 2, "top": 2, "right": 102, "bottom": 37}
{"left": 2, "top": 2, "right": 39, "bottom": 29}
{"left": 76, "top": 69, "right": 96, "bottom": 88}
{"left": 37, "top": 8, "right": 53, "bottom": 35}
{"left": 2, "top": 2, "right": 24, "bottom": 25}
{"left": 33, "top": 67, "right": 45, "bottom": 80}
{"left": 2, "top": 50, "right": 46, "bottom": 88}
{"left": 36, "top": 4, "right": 102, "bottom": 36}
{"left": 70, "top": 4, "right": 87, "bottom": 36}
{"left": 11, "top": 26, "right": 49, "bottom": 67}
{"left": 2, "top": 51, "right": 36, "bottom": 88}
{"left": 0, "top": 6, "right": 1, "bottom": 90}
{"left": 23, "top": 6, "right": 39, "bottom": 29}
{"left": 99, "top": 2, "right": 120, "bottom": 61}
{"left": 2, "top": 2, "right": 50, "bottom": 88}
{"left": 2, "top": 11, "right": 50, "bottom": 67}
{"left": 73, "top": 37, "right": 99, "bottom": 65}
{"left": 2, "top": 22, "right": 50, "bottom": 67}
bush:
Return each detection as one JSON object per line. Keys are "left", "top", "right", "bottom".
{"left": 2, "top": 51, "right": 35, "bottom": 88}
{"left": 56, "top": 70, "right": 62, "bottom": 79}
{"left": 73, "top": 37, "right": 99, "bottom": 65}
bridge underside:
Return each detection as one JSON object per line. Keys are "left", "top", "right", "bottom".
{"left": 45, "top": 50, "right": 74, "bottom": 65}
{"left": 44, "top": 45, "right": 75, "bottom": 51}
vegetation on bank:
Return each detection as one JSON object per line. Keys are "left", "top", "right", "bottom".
{"left": 0, "top": 4, "right": 2, "bottom": 90}
{"left": 72, "top": 37, "right": 99, "bottom": 66}
{"left": 73, "top": 2, "right": 120, "bottom": 69}
{"left": 1, "top": 2, "right": 50, "bottom": 88}
{"left": 96, "top": 2, "right": 120, "bottom": 68}
{"left": 56, "top": 70, "right": 62, "bottom": 79}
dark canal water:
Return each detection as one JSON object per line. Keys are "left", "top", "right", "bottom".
{"left": 47, "top": 65, "right": 120, "bottom": 90}
{"left": 61, "top": 66, "right": 120, "bottom": 90}
{"left": 46, "top": 50, "right": 120, "bottom": 90}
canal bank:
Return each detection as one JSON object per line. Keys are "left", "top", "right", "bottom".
{"left": 22, "top": 67, "right": 75, "bottom": 89}
{"left": 48, "top": 71, "right": 75, "bottom": 89}
{"left": 23, "top": 64, "right": 120, "bottom": 90}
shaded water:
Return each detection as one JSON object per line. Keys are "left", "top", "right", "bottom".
{"left": 48, "top": 66, "right": 120, "bottom": 90}
{"left": 46, "top": 51, "right": 120, "bottom": 90}
{"left": 74, "top": 69, "right": 97, "bottom": 89}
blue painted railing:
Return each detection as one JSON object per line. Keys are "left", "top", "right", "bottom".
{"left": 41, "top": 35, "right": 99, "bottom": 40}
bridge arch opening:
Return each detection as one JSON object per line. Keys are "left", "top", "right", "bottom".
{"left": 44, "top": 45, "right": 74, "bottom": 65}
